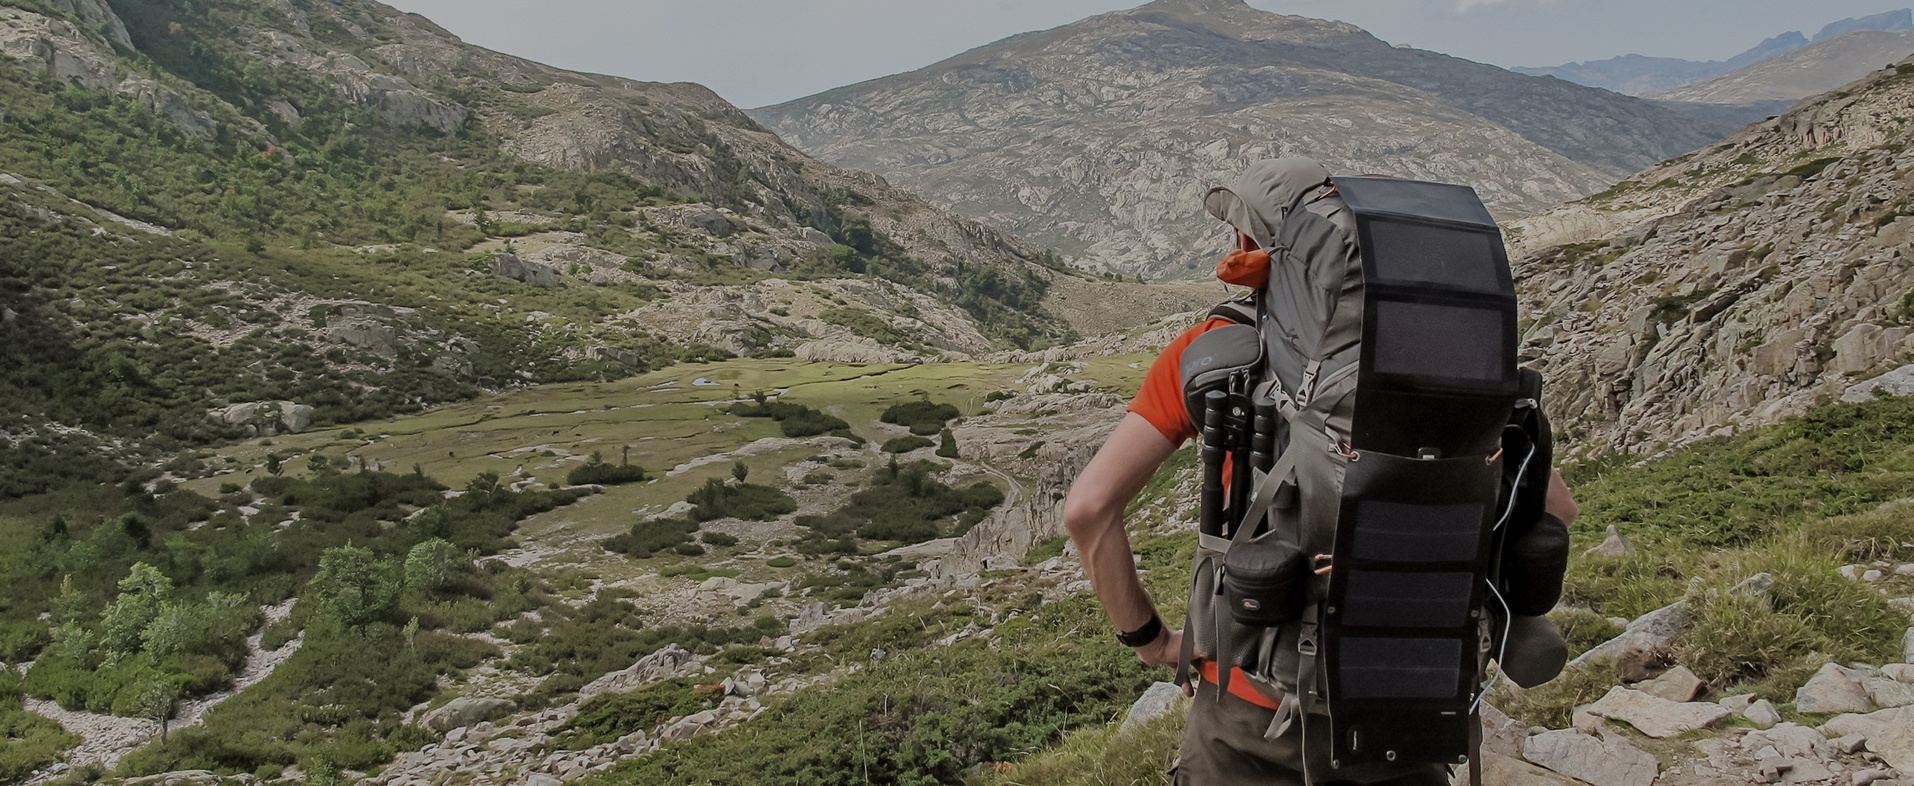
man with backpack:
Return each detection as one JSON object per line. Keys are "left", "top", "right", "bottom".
{"left": 1063, "top": 158, "right": 1579, "bottom": 784}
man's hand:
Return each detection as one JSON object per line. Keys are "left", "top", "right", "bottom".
{"left": 1134, "top": 627, "right": 1183, "bottom": 667}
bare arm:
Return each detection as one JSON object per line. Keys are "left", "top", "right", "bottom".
{"left": 1545, "top": 468, "right": 1577, "bottom": 526}
{"left": 1063, "top": 413, "right": 1184, "bottom": 666}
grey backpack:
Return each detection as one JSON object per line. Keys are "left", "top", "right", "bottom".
{"left": 1176, "top": 176, "right": 1569, "bottom": 782}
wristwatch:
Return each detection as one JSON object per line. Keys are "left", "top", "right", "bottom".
{"left": 1116, "top": 613, "right": 1165, "bottom": 648}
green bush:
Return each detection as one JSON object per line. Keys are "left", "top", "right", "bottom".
{"left": 0, "top": 674, "right": 78, "bottom": 784}
{"left": 701, "top": 532, "right": 739, "bottom": 547}
{"left": 881, "top": 436, "right": 935, "bottom": 454}
{"left": 567, "top": 452, "right": 648, "bottom": 487}
{"left": 766, "top": 557, "right": 798, "bottom": 569}
{"left": 727, "top": 400, "right": 854, "bottom": 440}
{"left": 594, "top": 596, "right": 1151, "bottom": 786}
{"left": 881, "top": 400, "right": 960, "bottom": 435}
{"left": 554, "top": 677, "right": 712, "bottom": 751}
{"left": 796, "top": 461, "right": 1003, "bottom": 546}
{"left": 604, "top": 518, "right": 699, "bottom": 559}
{"left": 936, "top": 428, "right": 959, "bottom": 458}
{"left": 686, "top": 479, "right": 796, "bottom": 522}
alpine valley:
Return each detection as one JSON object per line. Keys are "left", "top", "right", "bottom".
{"left": 4, "top": 1, "right": 1914, "bottom": 786}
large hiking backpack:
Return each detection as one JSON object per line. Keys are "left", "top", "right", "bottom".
{"left": 1176, "top": 175, "right": 1570, "bottom": 782}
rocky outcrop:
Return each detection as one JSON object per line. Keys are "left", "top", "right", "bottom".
{"left": 0, "top": 5, "right": 217, "bottom": 139}
{"left": 1514, "top": 53, "right": 1914, "bottom": 454}
{"left": 490, "top": 253, "right": 563, "bottom": 288}
{"left": 421, "top": 697, "right": 515, "bottom": 734}
{"left": 753, "top": 0, "right": 1725, "bottom": 279}
{"left": 209, "top": 401, "right": 315, "bottom": 436}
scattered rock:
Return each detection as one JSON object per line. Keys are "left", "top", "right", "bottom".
{"left": 1120, "top": 682, "right": 1185, "bottom": 735}
{"left": 1635, "top": 664, "right": 1705, "bottom": 702}
{"left": 1864, "top": 672, "right": 1914, "bottom": 708}
{"left": 1718, "top": 693, "right": 1758, "bottom": 712}
{"left": 1744, "top": 699, "right": 1783, "bottom": 729}
{"left": 1522, "top": 729, "right": 1659, "bottom": 786}
{"left": 1834, "top": 734, "right": 1869, "bottom": 755}
{"left": 1570, "top": 601, "right": 1690, "bottom": 670}
{"left": 1884, "top": 664, "right": 1914, "bottom": 683}
{"left": 1778, "top": 757, "right": 1835, "bottom": 783}
{"left": 1745, "top": 723, "right": 1832, "bottom": 760}
{"left": 1797, "top": 663, "right": 1875, "bottom": 714}
{"left": 1584, "top": 525, "right": 1634, "bottom": 557}
{"left": 1824, "top": 707, "right": 1914, "bottom": 772}
{"left": 1478, "top": 751, "right": 1584, "bottom": 786}
{"left": 422, "top": 697, "right": 515, "bottom": 734}
{"left": 1585, "top": 686, "right": 1731, "bottom": 738}
{"left": 525, "top": 775, "right": 562, "bottom": 786}
{"left": 1479, "top": 702, "right": 1529, "bottom": 758}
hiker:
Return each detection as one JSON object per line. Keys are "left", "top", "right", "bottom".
{"left": 1063, "top": 158, "right": 1579, "bottom": 785}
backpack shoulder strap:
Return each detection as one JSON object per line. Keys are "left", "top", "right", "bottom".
{"left": 1207, "top": 299, "right": 1256, "bottom": 326}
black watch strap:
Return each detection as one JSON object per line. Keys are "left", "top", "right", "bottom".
{"left": 1116, "top": 613, "right": 1165, "bottom": 648}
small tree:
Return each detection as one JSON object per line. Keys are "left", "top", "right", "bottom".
{"left": 309, "top": 544, "right": 396, "bottom": 633}
{"left": 403, "top": 538, "right": 467, "bottom": 596}
{"left": 265, "top": 454, "right": 283, "bottom": 476}
{"left": 465, "top": 471, "right": 501, "bottom": 500}
{"left": 732, "top": 461, "right": 749, "bottom": 484}
{"left": 307, "top": 454, "right": 331, "bottom": 475}
{"left": 937, "top": 428, "right": 959, "bottom": 459}
{"left": 139, "top": 679, "right": 177, "bottom": 746}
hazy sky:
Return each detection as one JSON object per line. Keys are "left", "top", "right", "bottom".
{"left": 382, "top": 0, "right": 1914, "bottom": 108}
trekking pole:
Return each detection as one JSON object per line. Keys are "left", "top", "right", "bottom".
{"left": 1200, "top": 390, "right": 1228, "bottom": 539}
{"left": 1228, "top": 396, "right": 1253, "bottom": 537}
{"left": 1250, "top": 398, "right": 1276, "bottom": 474}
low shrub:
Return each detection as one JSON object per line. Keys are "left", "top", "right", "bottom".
{"left": 567, "top": 452, "right": 647, "bottom": 487}
{"left": 604, "top": 519, "right": 698, "bottom": 559}
{"left": 881, "top": 436, "right": 934, "bottom": 454}
{"left": 728, "top": 400, "right": 854, "bottom": 440}
{"left": 686, "top": 479, "right": 796, "bottom": 522}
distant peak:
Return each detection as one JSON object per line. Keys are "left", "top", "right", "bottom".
{"left": 1137, "top": 0, "right": 1253, "bottom": 13}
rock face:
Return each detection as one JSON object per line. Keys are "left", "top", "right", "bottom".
{"left": 752, "top": 0, "right": 1724, "bottom": 280}
{"left": 1510, "top": 52, "right": 1914, "bottom": 455}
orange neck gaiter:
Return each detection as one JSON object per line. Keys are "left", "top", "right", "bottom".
{"left": 1217, "top": 248, "right": 1271, "bottom": 289}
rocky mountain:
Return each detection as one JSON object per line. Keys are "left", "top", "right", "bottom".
{"left": 1650, "top": 30, "right": 1914, "bottom": 106}
{"left": 749, "top": 0, "right": 1725, "bottom": 280}
{"left": 1508, "top": 52, "right": 1914, "bottom": 456}
{"left": 1818, "top": 8, "right": 1914, "bottom": 40}
{"left": 1517, "top": 10, "right": 1912, "bottom": 96}
{"left": 1515, "top": 33, "right": 1808, "bottom": 96}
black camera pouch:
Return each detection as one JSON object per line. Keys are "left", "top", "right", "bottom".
{"left": 1223, "top": 532, "right": 1308, "bottom": 627}
{"left": 1499, "top": 513, "right": 1570, "bottom": 617}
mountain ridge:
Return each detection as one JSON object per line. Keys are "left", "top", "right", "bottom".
{"left": 1516, "top": 9, "right": 1912, "bottom": 95}
{"left": 752, "top": 0, "right": 1724, "bottom": 279}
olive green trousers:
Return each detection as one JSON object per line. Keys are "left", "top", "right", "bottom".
{"left": 1172, "top": 682, "right": 1454, "bottom": 786}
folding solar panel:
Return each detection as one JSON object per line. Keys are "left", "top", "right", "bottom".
{"left": 1317, "top": 177, "right": 1520, "bottom": 772}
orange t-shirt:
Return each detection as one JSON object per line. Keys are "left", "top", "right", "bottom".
{"left": 1128, "top": 317, "right": 1237, "bottom": 445}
